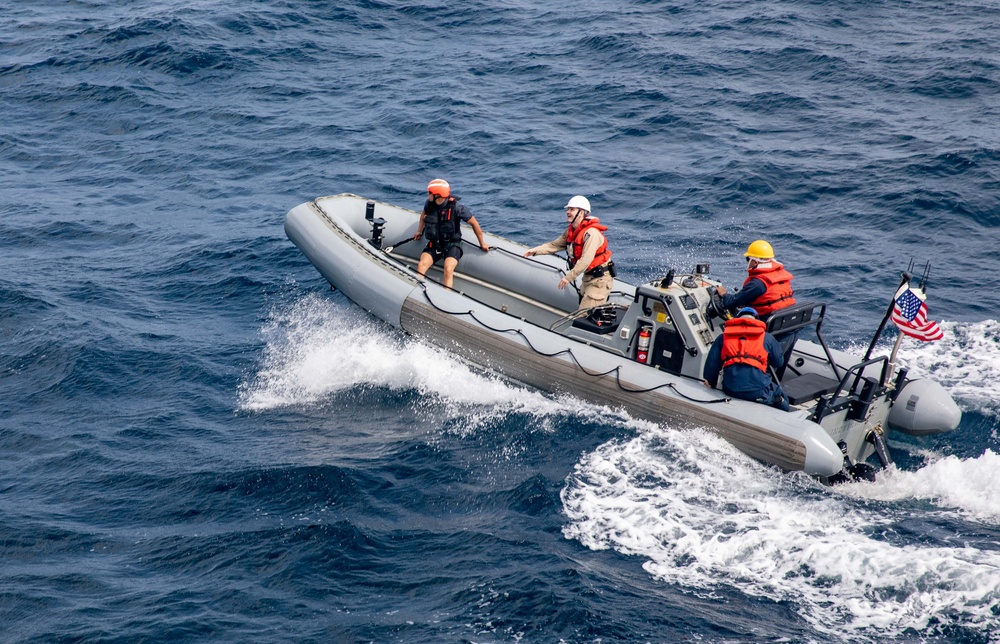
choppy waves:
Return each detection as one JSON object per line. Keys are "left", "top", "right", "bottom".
{"left": 239, "top": 293, "right": 567, "bottom": 423}
{"left": 4, "top": 0, "right": 1000, "bottom": 641}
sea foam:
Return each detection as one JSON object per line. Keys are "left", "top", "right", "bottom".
{"left": 561, "top": 425, "right": 1000, "bottom": 640}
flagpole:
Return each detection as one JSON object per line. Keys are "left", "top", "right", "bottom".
{"left": 863, "top": 271, "right": 912, "bottom": 363}
{"left": 885, "top": 329, "right": 905, "bottom": 385}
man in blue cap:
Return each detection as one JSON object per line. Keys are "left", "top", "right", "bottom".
{"left": 703, "top": 307, "right": 789, "bottom": 411}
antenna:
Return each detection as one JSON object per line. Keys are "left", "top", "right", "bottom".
{"left": 919, "top": 262, "right": 931, "bottom": 291}
{"left": 900, "top": 259, "right": 914, "bottom": 288}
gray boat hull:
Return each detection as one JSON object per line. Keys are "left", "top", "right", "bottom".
{"left": 284, "top": 194, "right": 959, "bottom": 478}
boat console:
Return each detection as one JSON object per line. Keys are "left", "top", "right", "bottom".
{"left": 555, "top": 269, "right": 871, "bottom": 413}
{"left": 555, "top": 270, "right": 722, "bottom": 379}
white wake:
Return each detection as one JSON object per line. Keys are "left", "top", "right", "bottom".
{"left": 238, "top": 293, "right": 571, "bottom": 425}
{"left": 563, "top": 319, "right": 1000, "bottom": 641}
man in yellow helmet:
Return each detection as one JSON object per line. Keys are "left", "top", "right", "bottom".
{"left": 716, "top": 240, "right": 797, "bottom": 373}
{"left": 717, "top": 240, "right": 795, "bottom": 319}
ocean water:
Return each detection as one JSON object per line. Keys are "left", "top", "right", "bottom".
{"left": 2, "top": 1, "right": 999, "bottom": 642}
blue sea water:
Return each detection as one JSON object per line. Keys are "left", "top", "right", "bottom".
{"left": 2, "top": 0, "right": 999, "bottom": 641}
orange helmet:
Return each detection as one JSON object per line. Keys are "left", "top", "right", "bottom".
{"left": 427, "top": 178, "right": 450, "bottom": 198}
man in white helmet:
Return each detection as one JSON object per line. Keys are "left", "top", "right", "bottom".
{"left": 523, "top": 195, "right": 615, "bottom": 309}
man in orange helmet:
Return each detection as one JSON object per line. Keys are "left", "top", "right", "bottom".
{"left": 523, "top": 195, "right": 615, "bottom": 309}
{"left": 412, "top": 178, "right": 490, "bottom": 289}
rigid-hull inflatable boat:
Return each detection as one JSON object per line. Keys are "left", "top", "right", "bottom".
{"left": 284, "top": 194, "right": 961, "bottom": 481}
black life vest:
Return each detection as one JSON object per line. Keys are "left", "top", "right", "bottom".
{"left": 423, "top": 197, "right": 462, "bottom": 245}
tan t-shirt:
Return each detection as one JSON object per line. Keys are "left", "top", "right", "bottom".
{"left": 529, "top": 228, "right": 607, "bottom": 282}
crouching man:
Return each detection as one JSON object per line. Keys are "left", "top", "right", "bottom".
{"left": 703, "top": 307, "right": 790, "bottom": 411}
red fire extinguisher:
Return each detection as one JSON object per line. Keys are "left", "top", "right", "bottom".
{"left": 636, "top": 326, "right": 651, "bottom": 364}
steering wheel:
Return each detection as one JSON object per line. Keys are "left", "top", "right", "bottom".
{"left": 706, "top": 286, "right": 726, "bottom": 321}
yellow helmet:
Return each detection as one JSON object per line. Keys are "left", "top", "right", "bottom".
{"left": 744, "top": 239, "right": 774, "bottom": 260}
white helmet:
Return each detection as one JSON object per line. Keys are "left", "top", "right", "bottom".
{"left": 565, "top": 195, "right": 591, "bottom": 212}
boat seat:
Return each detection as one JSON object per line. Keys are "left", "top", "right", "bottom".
{"left": 571, "top": 305, "right": 624, "bottom": 335}
{"left": 783, "top": 372, "right": 840, "bottom": 406}
{"left": 767, "top": 301, "right": 822, "bottom": 335}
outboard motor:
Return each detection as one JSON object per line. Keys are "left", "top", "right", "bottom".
{"left": 827, "top": 441, "right": 878, "bottom": 485}
{"left": 865, "top": 427, "right": 894, "bottom": 469}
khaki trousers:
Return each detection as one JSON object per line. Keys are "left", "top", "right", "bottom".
{"left": 579, "top": 273, "right": 614, "bottom": 309}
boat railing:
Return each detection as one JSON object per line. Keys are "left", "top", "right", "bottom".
{"left": 812, "top": 355, "right": 891, "bottom": 423}
{"left": 489, "top": 245, "right": 634, "bottom": 307}
{"left": 489, "top": 244, "right": 567, "bottom": 274}
{"left": 486, "top": 245, "right": 585, "bottom": 304}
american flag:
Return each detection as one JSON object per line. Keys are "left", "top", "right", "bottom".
{"left": 891, "top": 284, "right": 944, "bottom": 341}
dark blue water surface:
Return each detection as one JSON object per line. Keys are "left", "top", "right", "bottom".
{"left": 2, "top": 1, "right": 999, "bottom": 642}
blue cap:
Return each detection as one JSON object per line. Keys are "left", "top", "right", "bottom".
{"left": 736, "top": 307, "right": 758, "bottom": 319}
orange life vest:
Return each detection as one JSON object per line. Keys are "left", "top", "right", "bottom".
{"left": 567, "top": 217, "right": 612, "bottom": 272}
{"left": 744, "top": 261, "right": 795, "bottom": 317}
{"left": 721, "top": 317, "right": 769, "bottom": 373}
